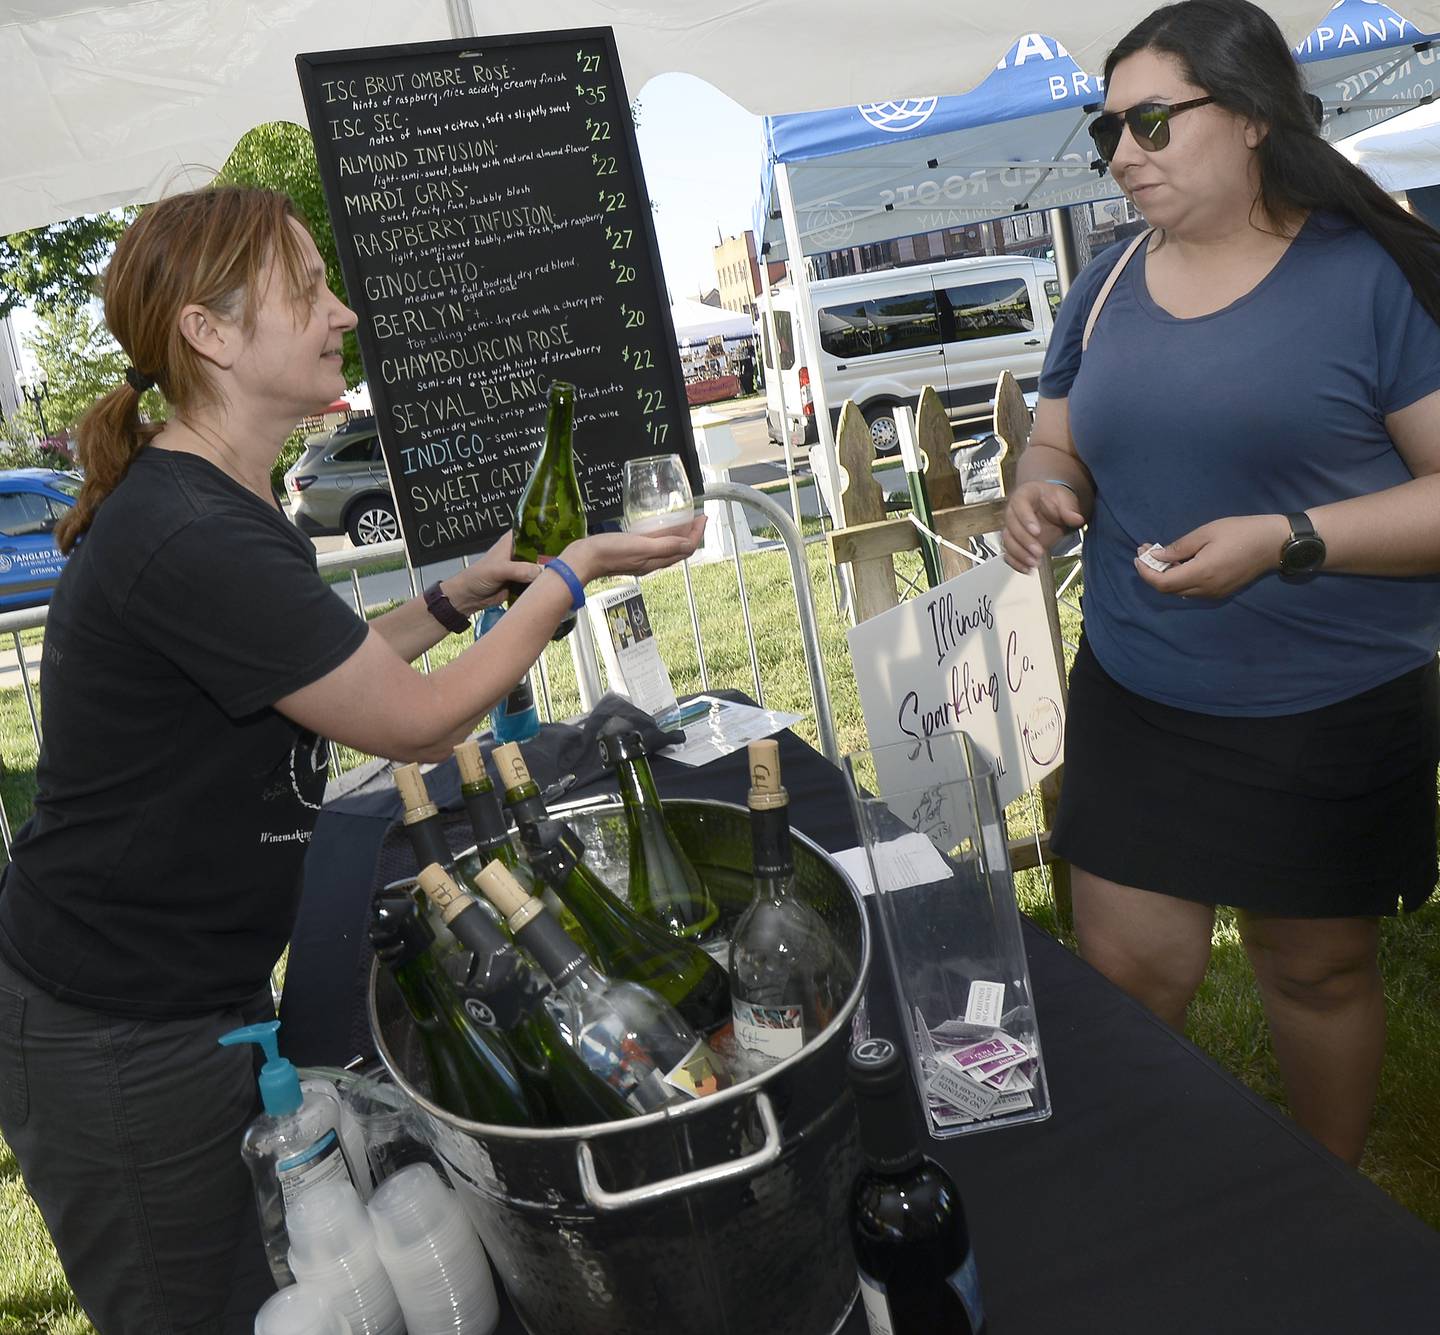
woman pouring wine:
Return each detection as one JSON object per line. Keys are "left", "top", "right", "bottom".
{"left": 0, "top": 185, "right": 705, "bottom": 1334}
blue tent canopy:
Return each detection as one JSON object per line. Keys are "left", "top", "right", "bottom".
{"left": 756, "top": 1, "right": 1439, "bottom": 261}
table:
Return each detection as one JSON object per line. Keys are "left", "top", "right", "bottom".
{"left": 285, "top": 714, "right": 1440, "bottom": 1334}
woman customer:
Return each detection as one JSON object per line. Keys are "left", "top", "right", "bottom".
{"left": 1002, "top": 0, "right": 1440, "bottom": 1167}
{"left": 0, "top": 185, "right": 705, "bottom": 1332}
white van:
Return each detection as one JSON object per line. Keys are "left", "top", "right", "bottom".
{"left": 759, "top": 254, "right": 1061, "bottom": 454}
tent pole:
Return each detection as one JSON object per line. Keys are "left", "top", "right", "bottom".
{"left": 445, "top": 1, "right": 477, "bottom": 37}
{"left": 1048, "top": 206, "right": 1082, "bottom": 296}
{"left": 774, "top": 161, "right": 854, "bottom": 622}
{"left": 758, "top": 250, "right": 804, "bottom": 534}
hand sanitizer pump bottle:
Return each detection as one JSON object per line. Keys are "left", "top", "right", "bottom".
{"left": 218, "top": 1019, "right": 367, "bottom": 1286}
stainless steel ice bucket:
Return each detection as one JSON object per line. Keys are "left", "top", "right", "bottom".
{"left": 368, "top": 798, "right": 870, "bottom": 1335}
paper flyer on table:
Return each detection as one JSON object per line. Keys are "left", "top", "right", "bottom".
{"left": 658, "top": 696, "right": 804, "bottom": 767}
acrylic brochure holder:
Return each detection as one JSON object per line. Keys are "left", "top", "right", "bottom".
{"left": 843, "top": 729, "right": 1050, "bottom": 1137}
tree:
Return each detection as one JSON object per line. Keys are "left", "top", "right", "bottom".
{"left": 23, "top": 302, "right": 164, "bottom": 436}
{"left": 217, "top": 121, "right": 363, "bottom": 388}
{"left": 0, "top": 211, "right": 129, "bottom": 320}
{"left": 1, "top": 120, "right": 362, "bottom": 387}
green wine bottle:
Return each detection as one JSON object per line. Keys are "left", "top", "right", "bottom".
{"left": 489, "top": 741, "right": 597, "bottom": 957}
{"left": 416, "top": 865, "right": 636, "bottom": 1126}
{"left": 598, "top": 730, "right": 721, "bottom": 949}
{"left": 520, "top": 816, "right": 732, "bottom": 1038}
{"left": 368, "top": 894, "right": 540, "bottom": 1126}
{"left": 394, "top": 761, "right": 453, "bottom": 874}
{"left": 729, "top": 740, "right": 849, "bottom": 1067}
{"left": 510, "top": 379, "right": 586, "bottom": 639}
{"left": 393, "top": 760, "right": 507, "bottom": 946}
{"left": 453, "top": 739, "right": 532, "bottom": 892}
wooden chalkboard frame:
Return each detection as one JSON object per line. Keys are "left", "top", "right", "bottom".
{"left": 296, "top": 28, "right": 702, "bottom": 566}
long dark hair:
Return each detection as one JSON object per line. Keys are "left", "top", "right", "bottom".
{"left": 1107, "top": 0, "right": 1440, "bottom": 328}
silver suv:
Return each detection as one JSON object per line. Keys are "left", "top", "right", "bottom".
{"left": 283, "top": 419, "right": 399, "bottom": 545}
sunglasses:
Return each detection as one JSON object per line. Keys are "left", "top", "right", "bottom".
{"left": 1087, "top": 96, "right": 1215, "bottom": 162}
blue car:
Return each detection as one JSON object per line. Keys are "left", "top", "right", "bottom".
{"left": 0, "top": 469, "right": 81, "bottom": 611}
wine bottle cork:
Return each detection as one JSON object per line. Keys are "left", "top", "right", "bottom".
{"left": 492, "top": 742, "right": 532, "bottom": 792}
{"left": 454, "top": 738, "right": 488, "bottom": 789}
{"left": 473, "top": 859, "right": 543, "bottom": 932}
{"left": 415, "top": 863, "right": 469, "bottom": 922}
{"left": 394, "top": 763, "right": 438, "bottom": 822}
{"left": 747, "top": 739, "right": 788, "bottom": 811}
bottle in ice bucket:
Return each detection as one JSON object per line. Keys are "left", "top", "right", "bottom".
{"left": 475, "top": 605, "right": 541, "bottom": 742}
{"left": 474, "top": 859, "right": 724, "bottom": 1110}
{"left": 415, "top": 864, "right": 636, "bottom": 1126}
{"left": 392, "top": 760, "right": 506, "bottom": 948}
{"left": 599, "top": 729, "right": 722, "bottom": 953}
{"left": 490, "top": 740, "right": 595, "bottom": 953}
{"left": 393, "top": 761, "right": 453, "bottom": 876}
{"left": 491, "top": 739, "right": 550, "bottom": 830}
{"left": 369, "top": 894, "right": 541, "bottom": 1126}
{"left": 510, "top": 378, "right": 586, "bottom": 640}
{"left": 848, "top": 1037, "right": 987, "bottom": 1335}
{"left": 521, "top": 815, "right": 732, "bottom": 1038}
{"left": 454, "top": 738, "right": 533, "bottom": 890}
{"left": 729, "top": 739, "right": 846, "bottom": 1066}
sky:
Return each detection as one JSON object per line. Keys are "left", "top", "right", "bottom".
{"left": 632, "top": 72, "right": 769, "bottom": 303}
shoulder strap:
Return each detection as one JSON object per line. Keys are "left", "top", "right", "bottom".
{"left": 1081, "top": 227, "right": 1154, "bottom": 352}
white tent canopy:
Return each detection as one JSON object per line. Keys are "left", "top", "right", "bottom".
{"left": 6, "top": 0, "right": 1440, "bottom": 234}
{"left": 1340, "top": 101, "right": 1440, "bottom": 189}
{"left": 670, "top": 298, "right": 754, "bottom": 347}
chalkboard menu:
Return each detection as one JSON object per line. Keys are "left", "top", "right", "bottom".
{"left": 296, "top": 29, "right": 700, "bottom": 566}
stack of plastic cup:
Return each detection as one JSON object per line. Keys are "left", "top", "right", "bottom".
{"left": 287, "top": 1180, "right": 405, "bottom": 1335}
{"left": 254, "top": 1282, "right": 350, "bottom": 1335}
{"left": 367, "top": 1163, "right": 499, "bottom": 1335}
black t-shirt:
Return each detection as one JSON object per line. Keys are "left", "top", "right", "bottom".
{"left": 0, "top": 449, "right": 370, "bottom": 1018}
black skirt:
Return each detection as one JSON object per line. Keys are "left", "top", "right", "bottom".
{"left": 1051, "top": 638, "right": 1440, "bottom": 917}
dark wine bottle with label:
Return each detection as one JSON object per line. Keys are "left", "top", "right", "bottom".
{"left": 598, "top": 729, "right": 722, "bottom": 954}
{"left": 416, "top": 864, "right": 635, "bottom": 1126}
{"left": 729, "top": 739, "right": 847, "bottom": 1065}
{"left": 510, "top": 379, "right": 585, "bottom": 640}
{"left": 848, "top": 1038, "right": 986, "bottom": 1335}
{"left": 368, "top": 894, "right": 540, "bottom": 1126}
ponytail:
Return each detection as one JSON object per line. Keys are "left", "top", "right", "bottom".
{"left": 56, "top": 375, "right": 162, "bottom": 553}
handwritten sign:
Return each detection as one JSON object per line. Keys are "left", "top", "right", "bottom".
{"left": 847, "top": 559, "right": 1065, "bottom": 808}
{"left": 296, "top": 30, "right": 699, "bottom": 565}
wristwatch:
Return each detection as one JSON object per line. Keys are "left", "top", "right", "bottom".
{"left": 1279, "top": 512, "right": 1326, "bottom": 580}
{"left": 423, "top": 581, "right": 471, "bottom": 634}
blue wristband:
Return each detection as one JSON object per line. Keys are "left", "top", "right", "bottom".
{"left": 542, "top": 556, "right": 585, "bottom": 611}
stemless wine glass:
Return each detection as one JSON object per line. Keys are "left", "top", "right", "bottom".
{"left": 622, "top": 454, "right": 694, "bottom": 533}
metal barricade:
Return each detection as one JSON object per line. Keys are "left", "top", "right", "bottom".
{"left": 0, "top": 483, "right": 840, "bottom": 853}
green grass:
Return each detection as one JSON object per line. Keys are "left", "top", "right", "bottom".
{"left": 0, "top": 546, "right": 1436, "bottom": 1327}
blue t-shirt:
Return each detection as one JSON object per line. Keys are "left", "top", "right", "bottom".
{"left": 1039, "top": 212, "right": 1440, "bottom": 716}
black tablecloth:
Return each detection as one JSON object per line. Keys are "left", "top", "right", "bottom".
{"left": 286, "top": 712, "right": 1440, "bottom": 1334}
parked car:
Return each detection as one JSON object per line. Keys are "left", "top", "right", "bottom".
{"left": 760, "top": 254, "right": 1061, "bottom": 454}
{"left": 0, "top": 468, "right": 80, "bottom": 610}
{"left": 283, "top": 418, "right": 400, "bottom": 545}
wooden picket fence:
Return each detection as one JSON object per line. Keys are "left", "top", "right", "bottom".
{"left": 824, "top": 373, "right": 1072, "bottom": 923}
